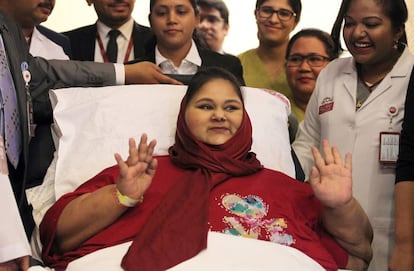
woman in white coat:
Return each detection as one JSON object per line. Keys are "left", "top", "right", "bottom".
{"left": 292, "top": 0, "right": 414, "bottom": 270}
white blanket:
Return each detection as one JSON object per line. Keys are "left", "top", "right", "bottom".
{"left": 28, "top": 232, "right": 325, "bottom": 271}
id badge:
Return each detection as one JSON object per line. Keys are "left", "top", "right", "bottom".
{"left": 0, "top": 135, "right": 8, "bottom": 175}
{"left": 379, "top": 131, "right": 400, "bottom": 164}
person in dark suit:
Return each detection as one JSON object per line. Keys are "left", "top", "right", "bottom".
{"left": 136, "top": 0, "right": 244, "bottom": 85}
{"left": 63, "top": 0, "right": 153, "bottom": 63}
{"left": 0, "top": 9, "right": 181, "bottom": 270}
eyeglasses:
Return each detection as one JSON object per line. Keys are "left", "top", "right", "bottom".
{"left": 256, "top": 6, "right": 296, "bottom": 21}
{"left": 200, "top": 15, "right": 223, "bottom": 25}
{"left": 286, "top": 54, "right": 330, "bottom": 67}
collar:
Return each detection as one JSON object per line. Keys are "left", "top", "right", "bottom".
{"left": 155, "top": 39, "right": 202, "bottom": 68}
{"left": 344, "top": 46, "right": 414, "bottom": 78}
{"left": 30, "top": 27, "right": 44, "bottom": 42}
{"left": 96, "top": 17, "right": 134, "bottom": 41}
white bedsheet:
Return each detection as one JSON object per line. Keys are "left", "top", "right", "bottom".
{"left": 28, "top": 232, "right": 325, "bottom": 271}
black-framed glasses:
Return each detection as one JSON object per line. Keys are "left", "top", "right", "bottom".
{"left": 286, "top": 54, "right": 330, "bottom": 67}
{"left": 256, "top": 6, "right": 296, "bottom": 21}
{"left": 200, "top": 15, "right": 223, "bottom": 25}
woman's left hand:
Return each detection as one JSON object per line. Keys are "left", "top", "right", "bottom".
{"left": 309, "top": 139, "right": 352, "bottom": 208}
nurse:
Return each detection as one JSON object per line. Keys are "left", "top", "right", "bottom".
{"left": 292, "top": 0, "right": 414, "bottom": 270}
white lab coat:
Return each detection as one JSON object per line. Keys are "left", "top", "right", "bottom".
{"left": 29, "top": 27, "right": 69, "bottom": 60}
{"left": 293, "top": 47, "right": 414, "bottom": 270}
{"left": 0, "top": 175, "right": 31, "bottom": 262}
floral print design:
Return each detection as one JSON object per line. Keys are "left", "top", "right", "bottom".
{"left": 220, "top": 193, "right": 295, "bottom": 246}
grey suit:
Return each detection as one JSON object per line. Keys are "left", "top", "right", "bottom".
{"left": 0, "top": 10, "right": 117, "bottom": 237}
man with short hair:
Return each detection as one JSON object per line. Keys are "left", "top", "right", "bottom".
{"left": 64, "top": 0, "right": 152, "bottom": 63}
{"left": 0, "top": 0, "right": 71, "bottom": 59}
{"left": 197, "top": 0, "right": 229, "bottom": 54}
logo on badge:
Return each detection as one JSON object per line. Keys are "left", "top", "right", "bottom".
{"left": 319, "top": 97, "right": 334, "bottom": 115}
{"left": 21, "top": 61, "right": 31, "bottom": 86}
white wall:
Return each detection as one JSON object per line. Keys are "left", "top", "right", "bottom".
{"left": 43, "top": 0, "right": 342, "bottom": 55}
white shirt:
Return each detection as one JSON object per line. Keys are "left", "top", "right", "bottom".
{"left": 156, "top": 39, "right": 201, "bottom": 74}
{"left": 0, "top": 175, "right": 31, "bottom": 262}
{"left": 29, "top": 27, "right": 69, "bottom": 60}
{"left": 95, "top": 18, "right": 135, "bottom": 63}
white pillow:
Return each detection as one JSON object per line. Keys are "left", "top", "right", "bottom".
{"left": 48, "top": 84, "right": 294, "bottom": 199}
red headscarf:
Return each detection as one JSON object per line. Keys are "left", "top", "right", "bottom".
{"left": 122, "top": 92, "right": 263, "bottom": 271}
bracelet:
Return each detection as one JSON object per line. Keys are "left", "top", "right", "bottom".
{"left": 113, "top": 185, "right": 144, "bottom": 208}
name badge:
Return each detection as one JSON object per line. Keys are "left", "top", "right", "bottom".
{"left": 379, "top": 131, "right": 400, "bottom": 165}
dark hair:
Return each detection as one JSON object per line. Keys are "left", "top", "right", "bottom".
{"left": 148, "top": 0, "right": 209, "bottom": 49}
{"left": 255, "top": 0, "right": 302, "bottom": 22}
{"left": 149, "top": 0, "right": 199, "bottom": 15}
{"left": 184, "top": 67, "right": 243, "bottom": 107}
{"left": 197, "top": 0, "right": 230, "bottom": 25}
{"left": 331, "top": 0, "right": 408, "bottom": 55}
{"left": 286, "top": 28, "right": 339, "bottom": 60}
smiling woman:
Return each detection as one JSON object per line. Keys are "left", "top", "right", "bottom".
{"left": 292, "top": 1, "right": 413, "bottom": 270}
{"left": 237, "top": 0, "right": 302, "bottom": 101}
{"left": 184, "top": 76, "right": 244, "bottom": 145}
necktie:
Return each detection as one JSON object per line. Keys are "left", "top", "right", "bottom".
{"left": 0, "top": 35, "right": 21, "bottom": 168}
{"left": 106, "top": 29, "right": 121, "bottom": 63}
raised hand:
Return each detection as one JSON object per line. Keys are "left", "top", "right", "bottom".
{"left": 114, "top": 133, "right": 158, "bottom": 201}
{"left": 309, "top": 139, "right": 352, "bottom": 208}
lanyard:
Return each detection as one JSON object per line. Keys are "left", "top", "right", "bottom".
{"left": 96, "top": 31, "right": 134, "bottom": 63}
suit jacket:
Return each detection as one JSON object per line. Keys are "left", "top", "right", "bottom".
{"left": 63, "top": 21, "right": 153, "bottom": 62}
{"left": 0, "top": 10, "right": 117, "bottom": 236}
{"left": 135, "top": 39, "right": 245, "bottom": 85}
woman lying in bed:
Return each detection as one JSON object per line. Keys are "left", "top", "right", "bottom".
{"left": 39, "top": 67, "right": 373, "bottom": 271}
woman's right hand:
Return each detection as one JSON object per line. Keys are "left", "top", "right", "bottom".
{"left": 114, "top": 133, "right": 158, "bottom": 201}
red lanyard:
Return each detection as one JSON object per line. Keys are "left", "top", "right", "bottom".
{"left": 96, "top": 31, "right": 133, "bottom": 63}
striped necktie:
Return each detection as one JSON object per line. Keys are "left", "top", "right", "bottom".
{"left": 0, "top": 34, "right": 21, "bottom": 168}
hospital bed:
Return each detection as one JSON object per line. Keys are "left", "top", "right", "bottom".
{"left": 26, "top": 84, "right": 325, "bottom": 270}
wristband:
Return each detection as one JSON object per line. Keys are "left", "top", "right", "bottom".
{"left": 114, "top": 186, "right": 144, "bottom": 207}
